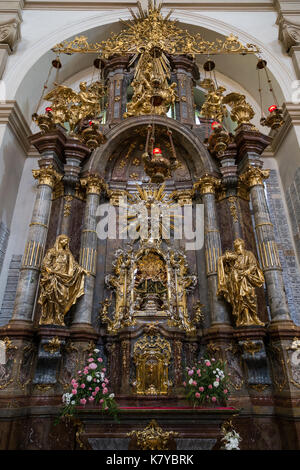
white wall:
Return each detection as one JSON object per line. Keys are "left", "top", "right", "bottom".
{"left": 0, "top": 156, "right": 37, "bottom": 308}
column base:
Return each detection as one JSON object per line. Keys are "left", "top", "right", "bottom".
{"left": 204, "top": 323, "right": 234, "bottom": 341}
{"left": 233, "top": 325, "right": 266, "bottom": 341}
{"left": 268, "top": 320, "right": 299, "bottom": 340}
{"left": 70, "top": 322, "right": 98, "bottom": 341}
{"left": 0, "top": 319, "right": 34, "bottom": 339}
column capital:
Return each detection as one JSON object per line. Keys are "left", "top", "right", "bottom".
{"left": 170, "top": 189, "right": 195, "bottom": 205}
{"left": 32, "top": 165, "right": 62, "bottom": 188}
{"left": 239, "top": 166, "right": 270, "bottom": 188}
{"left": 80, "top": 174, "right": 106, "bottom": 195}
{"left": 194, "top": 174, "right": 221, "bottom": 195}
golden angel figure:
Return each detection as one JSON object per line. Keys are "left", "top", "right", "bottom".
{"left": 38, "top": 235, "right": 86, "bottom": 326}
{"left": 217, "top": 238, "right": 265, "bottom": 327}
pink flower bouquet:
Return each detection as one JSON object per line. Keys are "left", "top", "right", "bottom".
{"left": 183, "top": 356, "right": 230, "bottom": 406}
{"left": 58, "top": 348, "right": 118, "bottom": 421}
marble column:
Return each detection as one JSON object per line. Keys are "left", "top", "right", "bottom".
{"left": 171, "top": 55, "right": 199, "bottom": 125}
{"left": 12, "top": 166, "right": 62, "bottom": 323}
{"left": 72, "top": 174, "right": 104, "bottom": 327}
{"left": 240, "top": 166, "right": 291, "bottom": 323}
{"left": 194, "top": 175, "right": 230, "bottom": 326}
{"left": 104, "top": 55, "right": 130, "bottom": 124}
{"left": 219, "top": 142, "right": 244, "bottom": 240}
{"left": 60, "top": 138, "right": 91, "bottom": 235}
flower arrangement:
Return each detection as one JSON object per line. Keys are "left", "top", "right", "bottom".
{"left": 183, "top": 356, "right": 230, "bottom": 406}
{"left": 57, "top": 348, "right": 119, "bottom": 422}
{"left": 221, "top": 420, "right": 242, "bottom": 450}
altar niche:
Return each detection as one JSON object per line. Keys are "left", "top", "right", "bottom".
{"left": 100, "top": 239, "right": 198, "bottom": 334}
{"left": 100, "top": 237, "right": 201, "bottom": 398}
{"left": 133, "top": 325, "right": 171, "bottom": 396}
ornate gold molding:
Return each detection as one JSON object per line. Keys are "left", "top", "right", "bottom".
{"left": 170, "top": 189, "right": 194, "bottom": 205}
{"left": 194, "top": 174, "right": 221, "bottom": 195}
{"left": 32, "top": 165, "right": 62, "bottom": 189}
{"left": 228, "top": 196, "right": 239, "bottom": 222}
{"left": 108, "top": 189, "right": 127, "bottom": 206}
{"left": 80, "top": 174, "right": 105, "bottom": 195}
{"left": 43, "top": 337, "right": 61, "bottom": 354}
{"left": 52, "top": 9, "right": 260, "bottom": 58}
{"left": 239, "top": 166, "right": 270, "bottom": 188}
{"left": 22, "top": 240, "right": 44, "bottom": 268}
{"left": 128, "top": 420, "right": 179, "bottom": 450}
{"left": 63, "top": 195, "right": 73, "bottom": 217}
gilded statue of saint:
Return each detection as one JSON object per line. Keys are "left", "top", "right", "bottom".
{"left": 38, "top": 235, "right": 86, "bottom": 326}
{"left": 217, "top": 238, "right": 265, "bottom": 327}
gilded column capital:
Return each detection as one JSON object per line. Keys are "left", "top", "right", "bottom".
{"left": 170, "top": 189, "right": 195, "bottom": 205}
{"left": 80, "top": 175, "right": 105, "bottom": 195}
{"left": 239, "top": 166, "right": 270, "bottom": 188}
{"left": 194, "top": 174, "right": 221, "bottom": 195}
{"left": 108, "top": 189, "right": 127, "bottom": 206}
{"left": 32, "top": 165, "right": 62, "bottom": 188}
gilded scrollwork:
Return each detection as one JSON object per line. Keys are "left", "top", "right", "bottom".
{"left": 43, "top": 337, "right": 61, "bottom": 354}
{"left": 53, "top": 4, "right": 259, "bottom": 58}
{"left": 33, "top": 81, "right": 105, "bottom": 136}
{"left": 128, "top": 419, "right": 178, "bottom": 450}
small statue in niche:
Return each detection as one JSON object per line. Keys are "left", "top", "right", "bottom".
{"left": 134, "top": 252, "right": 167, "bottom": 310}
{"left": 38, "top": 234, "right": 86, "bottom": 326}
{"left": 217, "top": 238, "right": 265, "bottom": 327}
{"left": 133, "top": 324, "right": 171, "bottom": 396}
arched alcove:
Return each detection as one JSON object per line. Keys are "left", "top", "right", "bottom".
{"left": 86, "top": 115, "right": 217, "bottom": 180}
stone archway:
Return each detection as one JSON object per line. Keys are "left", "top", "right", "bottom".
{"left": 85, "top": 115, "right": 217, "bottom": 178}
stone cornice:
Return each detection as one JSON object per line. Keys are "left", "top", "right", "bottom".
{"left": 274, "top": 0, "right": 300, "bottom": 16}
{"left": 22, "top": 0, "right": 274, "bottom": 11}
{"left": 271, "top": 102, "right": 300, "bottom": 153}
{"left": 23, "top": 1, "right": 136, "bottom": 9}
{"left": 0, "top": 100, "right": 32, "bottom": 153}
{"left": 0, "top": 1, "right": 23, "bottom": 21}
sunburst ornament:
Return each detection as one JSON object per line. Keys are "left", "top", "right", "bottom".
{"left": 120, "top": 183, "right": 181, "bottom": 242}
